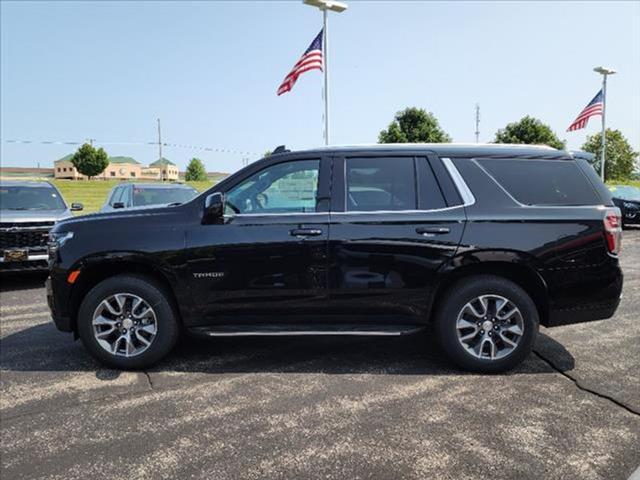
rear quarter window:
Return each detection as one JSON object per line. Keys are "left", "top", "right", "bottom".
{"left": 477, "top": 158, "right": 602, "bottom": 206}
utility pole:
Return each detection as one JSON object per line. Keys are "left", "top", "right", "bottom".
{"left": 86, "top": 138, "right": 96, "bottom": 146}
{"left": 157, "top": 118, "right": 162, "bottom": 160}
{"left": 474, "top": 104, "right": 480, "bottom": 143}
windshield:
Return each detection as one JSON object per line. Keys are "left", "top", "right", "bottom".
{"left": 609, "top": 185, "right": 640, "bottom": 201}
{"left": 132, "top": 187, "right": 198, "bottom": 207}
{"left": 0, "top": 186, "right": 66, "bottom": 210}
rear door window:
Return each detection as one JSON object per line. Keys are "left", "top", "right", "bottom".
{"left": 417, "top": 158, "right": 447, "bottom": 210}
{"left": 478, "top": 158, "right": 601, "bottom": 206}
{"left": 346, "top": 157, "right": 416, "bottom": 211}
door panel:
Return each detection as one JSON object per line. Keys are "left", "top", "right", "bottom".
{"left": 327, "top": 155, "right": 465, "bottom": 320}
{"left": 185, "top": 213, "right": 329, "bottom": 324}
{"left": 327, "top": 211, "right": 464, "bottom": 318}
{"left": 183, "top": 157, "right": 330, "bottom": 325}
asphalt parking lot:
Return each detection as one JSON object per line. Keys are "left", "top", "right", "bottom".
{"left": 1, "top": 232, "right": 639, "bottom": 480}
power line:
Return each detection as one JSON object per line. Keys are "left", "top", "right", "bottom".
{"left": 3, "top": 139, "right": 259, "bottom": 156}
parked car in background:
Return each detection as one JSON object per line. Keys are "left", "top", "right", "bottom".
{"left": 0, "top": 181, "right": 82, "bottom": 271}
{"left": 609, "top": 185, "right": 640, "bottom": 228}
{"left": 47, "top": 144, "right": 622, "bottom": 373}
{"left": 100, "top": 183, "right": 199, "bottom": 212}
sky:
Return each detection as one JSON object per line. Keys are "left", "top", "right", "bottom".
{"left": 1, "top": 0, "right": 639, "bottom": 174}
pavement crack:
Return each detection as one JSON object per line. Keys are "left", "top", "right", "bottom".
{"left": 533, "top": 350, "right": 639, "bottom": 417}
{"left": 143, "top": 371, "right": 154, "bottom": 390}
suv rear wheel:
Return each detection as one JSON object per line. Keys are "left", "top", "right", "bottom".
{"left": 434, "top": 275, "right": 539, "bottom": 373}
{"left": 77, "top": 275, "right": 179, "bottom": 369}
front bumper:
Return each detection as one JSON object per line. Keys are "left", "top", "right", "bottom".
{"left": 0, "top": 253, "right": 49, "bottom": 271}
{"left": 46, "top": 276, "right": 73, "bottom": 332}
{"left": 622, "top": 210, "right": 640, "bottom": 225}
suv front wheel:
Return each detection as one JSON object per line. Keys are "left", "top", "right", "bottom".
{"left": 434, "top": 275, "right": 539, "bottom": 373}
{"left": 77, "top": 275, "right": 179, "bottom": 369}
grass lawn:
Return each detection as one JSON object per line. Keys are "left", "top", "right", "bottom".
{"left": 52, "top": 177, "right": 224, "bottom": 214}
{"left": 610, "top": 180, "right": 640, "bottom": 188}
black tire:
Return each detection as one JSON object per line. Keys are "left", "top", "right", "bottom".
{"left": 77, "top": 275, "right": 180, "bottom": 369}
{"left": 434, "top": 275, "right": 539, "bottom": 373}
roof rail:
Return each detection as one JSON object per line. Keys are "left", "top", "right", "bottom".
{"left": 570, "top": 150, "right": 596, "bottom": 162}
{"left": 272, "top": 145, "right": 290, "bottom": 155}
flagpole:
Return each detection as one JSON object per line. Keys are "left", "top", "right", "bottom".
{"left": 303, "top": 1, "right": 347, "bottom": 146}
{"left": 323, "top": 7, "right": 329, "bottom": 146}
{"left": 593, "top": 66, "right": 617, "bottom": 181}
{"left": 600, "top": 74, "right": 607, "bottom": 181}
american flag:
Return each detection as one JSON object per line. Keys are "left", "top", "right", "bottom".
{"left": 567, "top": 89, "right": 604, "bottom": 132}
{"left": 277, "top": 29, "right": 323, "bottom": 96}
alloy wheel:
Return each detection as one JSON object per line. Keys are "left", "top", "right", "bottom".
{"left": 455, "top": 294, "right": 524, "bottom": 361}
{"left": 92, "top": 293, "right": 158, "bottom": 357}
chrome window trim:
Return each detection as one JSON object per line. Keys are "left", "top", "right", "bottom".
{"left": 222, "top": 204, "right": 466, "bottom": 219}
{"left": 331, "top": 205, "right": 465, "bottom": 215}
{"left": 441, "top": 157, "right": 476, "bottom": 207}
{"left": 223, "top": 211, "right": 324, "bottom": 218}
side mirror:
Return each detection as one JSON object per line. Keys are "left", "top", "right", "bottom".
{"left": 202, "top": 192, "right": 224, "bottom": 224}
{"left": 70, "top": 202, "right": 84, "bottom": 212}
{"left": 113, "top": 202, "right": 125, "bottom": 209}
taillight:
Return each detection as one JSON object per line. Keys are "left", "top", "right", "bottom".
{"left": 604, "top": 209, "right": 622, "bottom": 255}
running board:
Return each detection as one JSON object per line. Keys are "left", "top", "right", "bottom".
{"left": 188, "top": 324, "right": 425, "bottom": 337}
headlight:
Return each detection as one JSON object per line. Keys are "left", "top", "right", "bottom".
{"left": 48, "top": 231, "right": 74, "bottom": 259}
{"left": 49, "top": 231, "right": 74, "bottom": 245}
{"left": 623, "top": 202, "right": 638, "bottom": 210}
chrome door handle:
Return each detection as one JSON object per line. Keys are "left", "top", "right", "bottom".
{"left": 416, "top": 226, "right": 450, "bottom": 236}
{"left": 290, "top": 228, "right": 322, "bottom": 237}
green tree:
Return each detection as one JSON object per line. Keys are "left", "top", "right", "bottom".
{"left": 263, "top": 150, "right": 272, "bottom": 158}
{"left": 70, "top": 143, "right": 109, "bottom": 179}
{"left": 494, "top": 116, "right": 565, "bottom": 150}
{"left": 185, "top": 158, "right": 207, "bottom": 181}
{"left": 581, "top": 129, "right": 638, "bottom": 181}
{"left": 379, "top": 107, "right": 451, "bottom": 143}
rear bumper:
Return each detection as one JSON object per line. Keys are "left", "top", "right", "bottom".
{"left": 544, "top": 263, "right": 623, "bottom": 327}
{"left": 546, "top": 297, "right": 621, "bottom": 327}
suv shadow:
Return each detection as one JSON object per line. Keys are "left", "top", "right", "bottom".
{"left": 0, "top": 323, "right": 574, "bottom": 377}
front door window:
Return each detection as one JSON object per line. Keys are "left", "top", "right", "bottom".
{"left": 225, "top": 160, "right": 319, "bottom": 215}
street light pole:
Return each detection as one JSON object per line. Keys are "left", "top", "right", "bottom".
{"left": 303, "top": 0, "right": 348, "bottom": 146}
{"left": 593, "top": 66, "right": 617, "bottom": 181}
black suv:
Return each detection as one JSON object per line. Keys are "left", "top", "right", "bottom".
{"left": 46, "top": 144, "right": 623, "bottom": 373}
